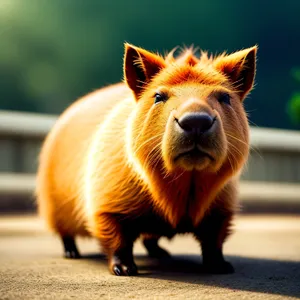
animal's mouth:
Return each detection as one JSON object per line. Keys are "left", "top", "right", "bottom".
{"left": 174, "top": 147, "right": 215, "bottom": 162}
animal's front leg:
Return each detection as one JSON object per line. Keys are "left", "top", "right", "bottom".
{"left": 109, "top": 243, "right": 137, "bottom": 276}
{"left": 95, "top": 213, "right": 139, "bottom": 276}
{"left": 194, "top": 208, "right": 234, "bottom": 274}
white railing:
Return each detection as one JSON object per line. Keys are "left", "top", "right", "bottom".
{"left": 0, "top": 110, "right": 299, "bottom": 212}
{"left": 1, "top": 109, "right": 300, "bottom": 150}
{"left": 0, "top": 110, "right": 56, "bottom": 138}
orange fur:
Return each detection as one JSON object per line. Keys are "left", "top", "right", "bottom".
{"left": 36, "top": 43, "right": 257, "bottom": 274}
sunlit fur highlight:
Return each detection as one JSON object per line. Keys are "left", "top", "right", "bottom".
{"left": 36, "top": 43, "right": 256, "bottom": 264}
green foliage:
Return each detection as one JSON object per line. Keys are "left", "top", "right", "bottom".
{"left": 291, "top": 67, "right": 300, "bottom": 83}
{"left": 1, "top": 0, "right": 300, "bottom": 130}
{"left": 287, "top": 68, "right": 300, "bottom": 125}
{"left": 287, "top": 93, "right": 300, "bottom": 124}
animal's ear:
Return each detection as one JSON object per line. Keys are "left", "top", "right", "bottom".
{"left": 214, "top": 46, "right": 257, "bottom": 100}
{"left": 124, "top": 43, "right": 166, "bottom": 99}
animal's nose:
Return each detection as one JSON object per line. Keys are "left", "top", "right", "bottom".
{"left": 177, "top": 112, "right": 215, "bottom": 134}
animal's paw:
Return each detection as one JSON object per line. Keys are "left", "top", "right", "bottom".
{"left": 64, "top": 250, "right": 81, "bottom": 259}
{"left": 109, "top": 255, "right": 138, "bottom": 276}
{"left": 203, "top": 260, "right": 235, "bottom": 274}
{"left": 110, "top": 262, "right": 138, "bottom": 276}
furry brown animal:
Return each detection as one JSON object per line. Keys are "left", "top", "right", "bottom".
{"left": 36, "top": 43, "right": 257, "bottom": 275}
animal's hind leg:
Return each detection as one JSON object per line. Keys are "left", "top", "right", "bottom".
{"left": 62, "top": 236, "right": 81, "bottom": 259}
{"left": 142, "top": 235, "right": 170, "bottom": 258}
{"left": 37, "top": 192, "right": 86, "bottom": 259}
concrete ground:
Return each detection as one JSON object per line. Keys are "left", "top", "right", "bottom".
{"left": 0, "top": 215, "right": 300, "bottom": 300}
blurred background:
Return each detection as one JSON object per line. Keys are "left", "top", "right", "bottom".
{"left": 1, "top": 0, "right": 300, "bottom": 128}
{"left": 0, "top": 0, "right": 300, "bottom": 213}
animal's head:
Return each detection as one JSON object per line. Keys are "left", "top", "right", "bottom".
{"left": 124, "top": 43, "right": 256, "bottom": 178}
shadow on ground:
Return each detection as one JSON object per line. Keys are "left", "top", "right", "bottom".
{"left": 83, "top": 253, "right": 300, "bottom": 298}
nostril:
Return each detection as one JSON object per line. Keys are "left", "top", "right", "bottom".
{"left": 177, "top": 112, "right": 215, "bottom": 134}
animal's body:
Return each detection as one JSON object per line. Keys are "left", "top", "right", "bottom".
{"left": 36, "top": 43, "right": 257, "bottom": 275}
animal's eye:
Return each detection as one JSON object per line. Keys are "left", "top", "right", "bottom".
{"left": 217, "top": 93, "right": 231, "bottom": 105}
{"left": 154, "top": 92, "right": 167, "bottom": 104}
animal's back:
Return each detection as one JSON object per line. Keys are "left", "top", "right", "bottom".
{"left": 36, "top": 83, "right": 131, "bottom": 235}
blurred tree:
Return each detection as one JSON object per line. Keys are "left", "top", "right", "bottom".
{"left": 287, "top": 68, "right": 300, "bottom": 125}
{"left": 0, "top": 0, "right": 300, "bottom": 130}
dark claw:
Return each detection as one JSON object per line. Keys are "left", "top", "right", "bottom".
{"left": 111, "top": 262, "right": 138, "bottom": 276}
{"left": 203, "top": 260, "right": 235, "bottom": 274}
{"left": 113, "top": 265, "right": 122, "bottom": 276}
{"left": 64, "top": 250, "right": 81, "bottom": 259}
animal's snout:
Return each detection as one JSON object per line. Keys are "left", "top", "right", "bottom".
{"left": 177, "top": 112, "right": 215, "bottom": 135}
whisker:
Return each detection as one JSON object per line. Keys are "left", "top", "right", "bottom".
{"left": 225, "top": 133, "right": 248, "bottom": 146}
{"left": 133, "top": 133, "right": 164, "bottom": 156}
{"left": 143, "top": 142, "right": 162, "bottom": 169}
{"left": 248, "top": 119, "right": 259, "bottom": 127}
{"left": 167, "top": 170, "right": 185, "bottom": 183}
{"left": 226, "top": 132, "right": 262, "bottom": 158}
{"left": 147, "top": 145, "right": 164, "bottom": 178}
{"left": 227, "top": 141, "right": 244, "bottom": 157}
{"left": 226, "top": 150, "right": 238, "bottom": 173}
